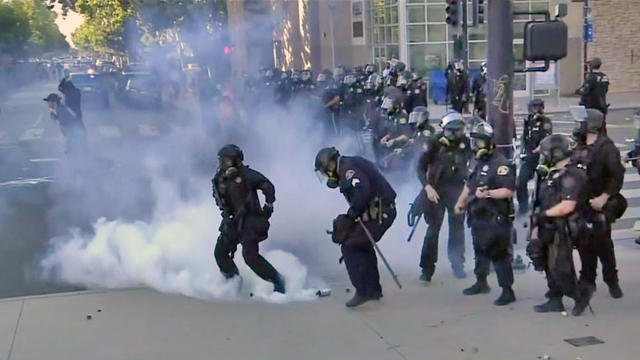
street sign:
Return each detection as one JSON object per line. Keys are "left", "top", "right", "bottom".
{"left": 584, "top": 22, "right": 595, "bottom": 43}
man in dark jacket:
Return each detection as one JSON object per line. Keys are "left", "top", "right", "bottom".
{"left": 212, "top": 144, "right": 286, "bottom": 293}
{"left": 59, "top": 78, "right": 82, "bottom": 120}
{"left": 315, "top": 147, "right": 397, "bottom": 307}
{"left": 44, "top": 93, "right": 86, "bottom": 153}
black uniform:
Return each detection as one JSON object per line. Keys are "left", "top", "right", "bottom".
{"left": 403, "top": 80, "right": 428, "bottom": 114}
{"left": 472, "top": 73, "right": 487, "bottom": 120}
{"left": 50, "top": 103, "right": 87, "bottom": 153}
{"left": 580, "top": 71, "right": 609, "bottom": 117}
{"left": 573, "top": 135, "right": 625, "bottom": 289}
{"left": 536, "top": 165, "right": 589, "bottom": 300}
{"left": 338, "top": 156, "right": 397, "bottom": 298}
{"left": 517, "top": 113, "right": 552, "bottom": 210}
{"left": 212, "top": 166, "right": 281, "bottom": 283}
{"left": 342, "top": 83, "right": 367, "bottom": 131}
{"left": 447, "top": 70, "right": 469, "bottom": 113}
{"left": 417, "top": 135, "right": 472, "bottom": 277}
{"left": 466, "top": 152, "right": 516, "bottom": 288}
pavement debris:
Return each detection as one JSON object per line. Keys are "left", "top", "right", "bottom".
{"left": 86, "top": 315, "right": 92, "bottom": 320}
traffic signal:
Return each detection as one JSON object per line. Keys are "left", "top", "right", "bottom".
{"left": 446, "top": 0, "right": 459, "bottom": 26}
{"left": 478, "top": 0, "right": 485, "bottom": 24}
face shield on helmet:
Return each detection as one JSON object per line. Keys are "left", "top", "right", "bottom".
{"left": 343, "top": 74, "right": 357, "bottom": 86}
{"left": 528, "top": 99, "right": 544, "bottom": 114}
{"left": 365, "top": 64, "right": 375, "bottom": 75}
{"left": 536, "top": 134, "right": 573, "bottom": 179}
{"left": 333, "top": 67, "right": 345, "bottom": 80}
{"left": 380, "top": 96, "right": 395, "bottom": 114}
{"left": 470, "top": 121, "right": 494, "bottom": 158}
{"left": 316, "top": 73, "right": 327, "bottom": 83}
{"left": 409, "top": 107, "right": 429, "bottom": 127}
{"left": 570, "top": 105, "right": 589, "bottom": 143}
{"left": 314, "top": 147, "right": 340, "bottom": 189}
{"left": 480, "top": 62, "right": 487, "bottom": 76}
{"left": 440, "top": 111, "right": 465, "bottom": 141}
{"left": 301, "top": 71, "right": 311, "bottom": 81}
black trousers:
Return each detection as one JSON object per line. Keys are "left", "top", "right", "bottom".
{"left": 578, "top": 214, "right": 619, "bottom": 286}
{"left": 341, "top": 208, "right": 396, "bottom": 297}
{"left": 540, "top": 227, "right": 581, "bottom": 299}
{"left": 516, "top": 154, "right": 539, "bottom": 207}
{"left": 420, "top": 184, "right": 466, "bottom": 276}
{"left": 214, "top": 217, "right": 279, "bottom": 283}
{"left": 470, "top": 218, "right": 514, "bottom": 288}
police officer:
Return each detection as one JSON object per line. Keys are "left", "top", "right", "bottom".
{"left": 212, "top": 144, "right": 286, "bottom": 294}
{"left": 377, "top": 88, "right": 411, "bottom": 170}
{"left": 447, "top": 61, "right": 469, "bottom": 114}
{"left": 472, "top": 62, "right": 487, "bottom": 120}
{"left": 404, "top": 73, "right": 429, "bottom": 114}
{"left": 315, "top": 147, "right": 397, "bottom": 307}
{"left": 571, "top": 109, "right": 625, "bottom": 299}
{"left": 415, "top": 111, "right": 472, "bottom": 281}
{"left": 341, "top": 73, "right": 366, "bottom": 131}
{"left": 517, "top": 99, "right": 552, "bottom": 214}
{"left": 526, "top": 135, "right": 592, "bottom": 316}
{"left": 454, "top": 122, "right": 516, "bottom": 306}
{"left": 578, "top": 58, "right": 609, "bottom": 131}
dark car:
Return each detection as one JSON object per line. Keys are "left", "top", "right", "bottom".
{"left": 69, "top": 73, "right": 110, "bottom": 108}
{"left": 122, "top": 74, "right": 162, "bottom": 109}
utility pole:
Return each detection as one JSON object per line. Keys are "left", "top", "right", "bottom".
{"left": 329, "top": 1, "right": 337, "bottom": 70}
{"left": 487, "top": 0, "right": 514, "bottom": 159}
{"left": 461, "top": 0, "right": 469, "bottom": 71}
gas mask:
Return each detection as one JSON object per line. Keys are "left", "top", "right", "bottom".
{"left": 219, "top": 157, "right": 239, "bottom": 178}
{"left": 535, "top": 154, "right": 559, "bottom": 180}
{"left": 471, "top": 137, "right": 492, "bottom": 158}
{"left": 315, "top": 169, "right": 339, "bottom": 189}
{"left": 440, "top": 125, "right": 464, "bottom": 147}
{"left": 380, "top": 96, "right": 396, "bottom": 116}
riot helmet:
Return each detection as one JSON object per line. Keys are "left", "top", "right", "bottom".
{"left": 397, "top": 71, "right": 412, "bottom": 90}
{"left": 536, "top": 134, "right": 573, "bottom": 179}
{"left": 480, "top": 62, "right": 487, "bottom": 76}
{"left": 301, "top": 69, "right": 312, "bottom": 82}
{"left": 571, "top": 106, "right": 604, "bottom": 143}
{"left": 470, "top": 121, "right": 494, "bottom": 158}
{"left": 380, "top": 87, "right": 403, "bottom": 115}
{"left": 364, "top": 64, "right": 375, "bottom": 76}
{"left": 333, "top": 66, "right": 346, "bottom": 81}
{"left": 314, "top": 147, "right": 341, "bottom": 189}
{"left": 218, "top": 144, "right": 244, "bottom": 176}
{"left": 343, "top": 74, "right": 357, "bottom": 86}
{"left": 528, "top": 99, "right": 545, "bottom": 114}
{"left": 440, "top": 111, "right": 466, "bottom": 144}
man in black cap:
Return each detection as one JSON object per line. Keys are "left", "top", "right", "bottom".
{"left": 44, "top": 93, "right": 87, "bottom": 153}
{"left": 58, "top": 78, "right": 82, "bottom": 120}
{"left": 315, "top": 147, "right": 397, "bottom": 307}
{"left": 578, "top": 58, "right": 609, "bottom": 132}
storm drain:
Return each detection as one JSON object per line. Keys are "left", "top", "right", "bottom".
{"left": 564, "top": 336, "right": 605, "bottom": 347}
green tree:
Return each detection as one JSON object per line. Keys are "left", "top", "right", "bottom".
{"left": 72, "top": 0, "right": 134, "bottom": 53}
{"left": 0, "top": 2, "right": 31, "bottom": 56}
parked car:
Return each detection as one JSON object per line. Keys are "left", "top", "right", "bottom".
{"left": 69, "top": 72, "right": 110, "bottom": 108}
{"left": 122, "top": 74, "right": 162, "bottom": 109}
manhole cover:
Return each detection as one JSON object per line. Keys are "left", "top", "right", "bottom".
{"left": 564, "top": 336, "right": 605, "bottom": 347}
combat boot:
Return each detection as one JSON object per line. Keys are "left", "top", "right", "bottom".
{"left": 463, "top": 278, "right": 490, "bottom": 295}
{"left": 346, "top": 292, "right": 371, "bottom": 308}
{"left": 572, "top": 286, "right": 594, "bottom": 316}
{"left": 534, "top": 297, "right": 565, "bottom": 313}
{"left": 273, "top": 275, "right": 286, "bottom": 294}
{"left": 419, "top": 270, "right": 432, "bottom": 282}
{"left": 494, "top": 287, "right": 516, "bottom": 306}
{"left": 608, "top": 282, "right": 623, "bottom": 299}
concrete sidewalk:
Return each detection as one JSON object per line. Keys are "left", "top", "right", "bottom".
{"left": 430, "top": 91, "right": 640, "bottom": 119}
{"left": 1, "top": 238, "right": 638, "bottom": 360}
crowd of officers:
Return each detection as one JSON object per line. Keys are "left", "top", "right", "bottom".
{"left": 212, "top": 57, "right": 625, "bottom": 314}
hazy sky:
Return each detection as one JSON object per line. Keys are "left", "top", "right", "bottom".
{"left": 52, "top": 2, "right": 84, "bottom": 48}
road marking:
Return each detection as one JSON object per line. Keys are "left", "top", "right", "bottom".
{"left": 138, "top": 124, "right": 160, "bottom": 137}
{"left": 29, "top": 158, "right": 58, "bottom": 163}
{"left": 98, "top": 125, "right": 122, "bottom": 138}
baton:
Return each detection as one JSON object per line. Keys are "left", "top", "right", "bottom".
{"left": 407, "top": 221, "right": 419, "bottom": 243}
{"left": 358, "top": 219, "right": 402, "bottom": 289}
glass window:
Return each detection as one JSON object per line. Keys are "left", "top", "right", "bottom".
{"left": 353, "top": 21, "right": 364, "bottom": 38}
{"left": 426, "top": 4, "right": 446, "bottom": 22}
{"left": 409, "top": 43, "right": 447, "bottom": 72}
{"left": 391, "top": 26, "right": 399, "bottom": 42}
{"left": 513, "top": 3, "right": 530, "bottom": 20}
{"left": 514, "top": 21, "right": 526, "bottom": 40}
{"left": 408, "top": 25, "right": 426, "bottom": 43}
{"left": 469, "top": 42, "right": 487, "bottom": 60}
{"left": 469, "top": 23, "right": 487, "bottom": 41}
{"left": 352, "top": 1, "right": 363, "bottom": 17}
{"left": 514, "top": 73, "right": 526, "bottom": 91}
{"left": 427, "top": 0, "right": 444, "bottom": 3}
{"left": 390, "top": 6, "right": 399, "bottom": 24}
{"left": 531, "top": 2, "right": 549, "bottom": 14}
{"left": 408, "top": 0, "right": 425, "bottom": 3}
{"left": 427, "top": 24, "right": 446, "bottom": 42}
{"left": 388, "top": 45, "right": 400, "bottom": 58}
{"left": 385, "top": 26, "right": 392, "bottom": 43}
{"left": 513, "top": 43, "right": 524, "bottom": 70}
{"left": 407, "top": 6, "right": 426, "bottom": 23}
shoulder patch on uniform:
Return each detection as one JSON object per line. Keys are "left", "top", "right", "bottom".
{"left": 497, "top": 165, "right": 510, "bottom": 176}
{"left": 482, "top": 165, "right": 489, "bottom": 171}
{"left": 398, "top": 117, "right": 407, "bottom": 124}
{"left": 235, "top": 177, "right": 242, "bottom": 184}
{"left": 345, "top": 169, "right": 356, "bottom": 180}
{"left": 459, "top": 142, "right": 466, "bottom": 149}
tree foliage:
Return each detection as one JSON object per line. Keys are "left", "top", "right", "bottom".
{"left": 71, "top": 0, "right": 134, "bottom": 53}
{"left": 0, "top": 0, "right": 68, "bottom": 57}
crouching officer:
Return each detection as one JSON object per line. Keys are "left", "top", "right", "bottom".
{"left": 517, "top": 99, "right": 552, "bottom": 214}
{"left": 455, "top": 122, "right": 516, "bottom": 306}
{"left": 212, "top": 144, "right": 286, "bottom": 293}
{"left": 416, "top": 111, "right": 472, "bottom": 281}
{"left": 527, "top": 135, "right": 593, "bottom": 315}
{"left": 315, "top": 147, "right": 397, "bottom": 307}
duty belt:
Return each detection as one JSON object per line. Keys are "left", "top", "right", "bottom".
{"left": 361, "top": 196, "right": 395, "bottom": 223}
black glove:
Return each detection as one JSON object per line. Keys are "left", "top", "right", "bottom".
{"left": 262, "top": 203, "right": 274, "bottom": 218}
{"left": 407, "top": 202, "right": 422, "bottom": 227}
{"left": 332, "top": 214, "right": 356, "bottom": 245}
{"left": 526, "top": 241, "right": 546, "bottom": 272}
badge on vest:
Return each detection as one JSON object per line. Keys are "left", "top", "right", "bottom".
{"left": 497, "top": 166, "right": 509, "bottom": 176}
